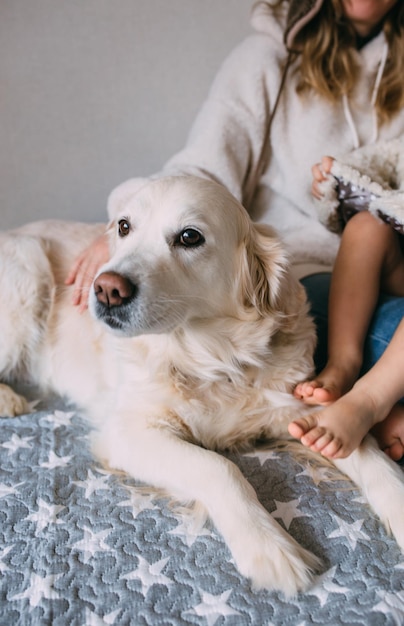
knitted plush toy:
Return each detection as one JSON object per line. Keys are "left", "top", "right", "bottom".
{"left": 316, "top": 137, "right": 404, "bottom": 235}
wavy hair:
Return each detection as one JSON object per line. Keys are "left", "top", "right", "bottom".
{"left": 284, "top": 0, "right": 404, "bottom": 124}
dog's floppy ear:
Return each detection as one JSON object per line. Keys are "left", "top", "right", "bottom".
{"left": 238, "top": 223, "right": 307, "bottom": 327}
{"left": 107, "top": 178, "right": 149, "bottom": 221}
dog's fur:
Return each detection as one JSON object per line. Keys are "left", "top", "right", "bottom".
{"left": 1, "top": 176, "right": 404, "bottom": 596}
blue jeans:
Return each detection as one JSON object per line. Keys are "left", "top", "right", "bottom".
{"left": 301, "top": 273, "right": 404, "bottom": 376}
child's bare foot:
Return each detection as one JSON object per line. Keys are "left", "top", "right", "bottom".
{"left": 293, "top": 360, "right": 360, "bottom": 406}
{"left": 288, "top": 384, "right": 382, "bottom": 459}
{"left": 371, "top": 403, "right": 404, "bottom": 461}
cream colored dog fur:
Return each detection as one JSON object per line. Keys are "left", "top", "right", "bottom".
{"left": 1, "top": 176, "right": 404, "bottom": 596}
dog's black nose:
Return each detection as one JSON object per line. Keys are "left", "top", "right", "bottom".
{"left": 94, "top": 271, "right": 136, "bottom": 307}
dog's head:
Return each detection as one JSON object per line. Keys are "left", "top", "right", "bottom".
{"left": 89, "top": 176, "right": 306, "bottom": 336}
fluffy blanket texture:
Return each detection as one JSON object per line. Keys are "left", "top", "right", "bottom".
{"left": 317, "top": 137, "right": 404, "bottom": 235}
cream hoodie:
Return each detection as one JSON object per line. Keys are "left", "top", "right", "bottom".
{"left": 146, "top": 3, "right": 404, "bottom": 269}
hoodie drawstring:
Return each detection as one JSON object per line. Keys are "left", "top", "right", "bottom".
{"left": 342, "top": 95, "right": 360, "bottom": 149}
{"left": 370, "top": 41, "right": 389, "bottom": 143}
{"left": 342, "top": 41, "right": 389, "bottom": 149}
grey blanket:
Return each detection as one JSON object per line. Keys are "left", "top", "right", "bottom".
{"left": 1, "top": 388, "right": 403, "bottom": 625}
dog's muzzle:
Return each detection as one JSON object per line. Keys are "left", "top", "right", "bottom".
{"left": 93, "top": 271, "right": 137, "bottom": 331}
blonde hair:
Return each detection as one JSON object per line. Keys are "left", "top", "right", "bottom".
{"left": 289, "top": 0, "right": 404, "bottom": 124}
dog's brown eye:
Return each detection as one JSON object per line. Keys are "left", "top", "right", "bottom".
{"left": 118, "top": 219, "right": 130, "bottom": 237}
{"left": 178, "top": 228, "right": 205, "bottom": 247}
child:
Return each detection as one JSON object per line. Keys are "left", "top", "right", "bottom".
{"left": 289, "top": 147, "right": 404, "bottom": 461}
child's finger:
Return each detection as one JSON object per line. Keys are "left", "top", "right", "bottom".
{"left": 320, "top": 155, "right": 334, "bottom": 175}
{"left": 311, "top": 162, "right": 325, "bottom": 182}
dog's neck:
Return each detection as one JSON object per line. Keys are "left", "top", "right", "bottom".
{"left": 167, "top": 315, "right": 282, "bottom": 384}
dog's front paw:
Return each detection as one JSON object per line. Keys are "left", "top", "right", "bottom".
{"left": 231, "top": 506, "right": 321, "bottom": 596}
{"left": 0, "top": 383, "right": 30, "bottom": 417}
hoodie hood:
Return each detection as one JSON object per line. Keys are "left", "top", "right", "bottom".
{"left": 250, "top": 0, "right": 389, "bottom": 148}
{"left": 284, "top": 0, "right": 324, "bottom": 50}
{"left": 251, "top": 0, "right": 324, "bottom": 51}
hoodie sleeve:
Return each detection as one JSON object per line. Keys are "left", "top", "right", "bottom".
{"left": 159, "top": 33, "right": 286, "bottom": 209}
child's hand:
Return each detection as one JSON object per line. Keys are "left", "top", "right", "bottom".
{"left": 311, "top": 155, "right": 334, "bottom": 199}
{"left": 65, "top": 232, "right": 110, "bottom": 311}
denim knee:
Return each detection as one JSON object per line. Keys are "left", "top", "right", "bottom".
{"left": 300, "top": 273, "right": 330, "bottom": 374}
{"left": 300, "top": 272, "right": 404, "bottom": 375}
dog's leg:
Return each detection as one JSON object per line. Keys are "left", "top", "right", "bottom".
{"left": 0, "top": 383, "right": 30, "bottom": 417}
{"left": 334, "top": 434, "right": 404, "bottom": 551}
{"left": 0, "top": 233, "right": 54, "bottom": 415}
{"left": 94, "top": 425, "right": 321, "bottom": 596}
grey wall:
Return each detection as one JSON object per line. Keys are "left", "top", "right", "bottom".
{"left": 1, "top": 0, "right": 250, "bottom": 228}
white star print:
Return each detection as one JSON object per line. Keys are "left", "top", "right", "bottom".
{"left": 73, "top": 469, "right": 111, "bottom": 497}
{"left": 296, "top": 465, "right": 336, "bottom": 486}
{"left": 327, "top": 516, "right": 370, "bottom": 550}
{"left": 71, "top": 526, "right": 113, "bottom": 564}
{"left": 1, "top": 433, "right": 33, "bottom": 454}
{"left": 185, "top": 589, "right": 242, "bottom": 626}
{"left": 122, "top": 556, "right": 173, "bottom": 595}
{"left": 41, "top": 410, "right": 75, "bottom": 428}
{"left": 373, "top": 590, "right": 404, "bottom": 625}
{"left": 271, "top": 498, "right": 308, "bottom": 530}
{"left": 244, "top": 449, "right": 281, "bottom": 465}
{"left": 40, "top": 450, "right": 72, "bottom": 469}
{"left": 10, "top": 572, "right": 61, "bottom": 607}
{"left": 0, "top": 545, "right": 13, "bottom": 573}
{"left": 0, "top": 483, "right": 22, "bottom": 498}
{"left": 26, "top": 498, "right": 65, "bottom": 533}
{"left": 85, "top": 607, "right": 122, "bottom": 625}
{"left": 169, "top": 518, "right": 212, "bottom": 547}
{"left": 117, "top": 488, "right": 157, "bottom": 516}
{"left": 305, "top": 566, "right": 351, "bottom": 607}
{"left": 351, "top": 494, "right": 367, "bottom": 505}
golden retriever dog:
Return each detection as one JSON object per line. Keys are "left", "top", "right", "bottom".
{"left": 1, "top": 176, "right": 404, "bottom": 596}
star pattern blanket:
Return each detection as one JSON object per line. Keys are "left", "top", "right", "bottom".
{"left": 1, "top": 388, "right": 403, "bottom": 625}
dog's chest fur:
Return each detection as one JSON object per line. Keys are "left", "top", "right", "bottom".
{"left": 113, "top": 326, "right": 312, "bottom": 453}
